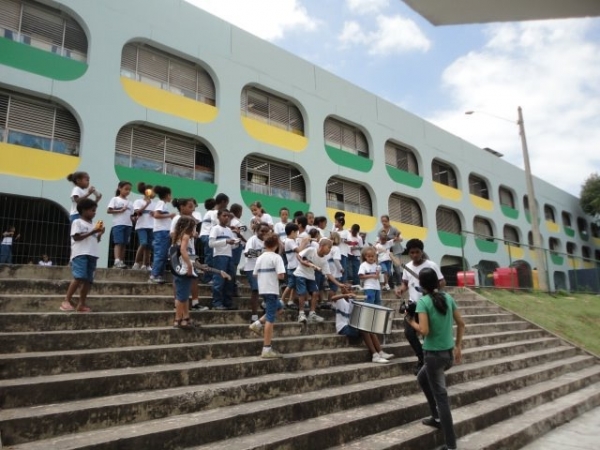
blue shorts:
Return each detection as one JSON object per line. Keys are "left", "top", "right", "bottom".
{"left": 263, "top": 294, "right": 283, "bottom": 323}
{"left": 245, "top": 270, "right": 258, "bottom": 292}
{"left": 296, "top": 276, "right": 318, "bottom": 296}
{"left": 174, "top": 276, "right": 192, "bottom": 302}
{"left": 328, "top": 278, "right": 341, "bottom": 293}
{"left": 112, "top": 225, "right": 132, "bottom": 245}
{"left": 286, "top": 269, "right": 297, "bottom": 289}
{"left": 380, "top": 261, "right": 392, "bottom": 275}
{"left": 136, "top": 228, "right": 153, "bottom": 248}
{"left": 363, "top": 289, "right": 382, "bottom": 306}
{"left": 71, "top": 255, "right": 98, "bottom": 283}
{"left": 338, "top": 325, "right": 360, "bottom": 338}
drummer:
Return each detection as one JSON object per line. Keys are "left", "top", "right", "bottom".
{"left": 332, "top": 288, "right": 394, "bottom": 364}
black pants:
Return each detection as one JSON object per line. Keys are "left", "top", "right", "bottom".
{"left": 404, "top": 316, "right": 424, "bottom": 363}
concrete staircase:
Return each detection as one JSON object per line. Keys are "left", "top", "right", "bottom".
{"left": 0, "top": 265, "right": 598, "bottom": 449}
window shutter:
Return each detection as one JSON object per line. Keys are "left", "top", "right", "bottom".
{"left": 436, "top": 207, "right": 461, "bottom": 234}
{"left": 63, "top": 17, "right": 87, "bottom": 55}
{"left": 8, "top": 97, "right": 54, "bottom": 136}
{"left": 131, "top": 127, "right": 164, "bottom": 163}
{"left": 503, "top": 225, "right": 519, "bottom": 244}
{"left": 562, "top": 212, "right": 572, "bottom": 227}
{"left": 197, "top": 69, "right": 215, "bottom": 104}
{"left": 474, "top": 217, "right": 492, "bottom": 238}
{"left": 384, "top": 142, "right": 396, "bottom": 166}
{"left": 289, "top": 105, "right": 303, "bottom": 134}
{"left": 0, "top": 93, "right": 8, "bottom": 130}
{"left": 169, "top": 60, "right": 198, "bottom": 98}
{"left": 115, "top": 127, "right": 132, "bottom": 157}
{"left": 21, "top": 3, "right": 64, "bottom": 47}
{"left": 341, "top": 126, "right": 356, "bottom": 154}
{"left": 324, "top": 119, "right": 341, "bottom": 147}
{"left": 356, "top": 132, "right": 368, "bottom": 157}
{"left": 137, "top": 48, "right": 169, "bottom": 85}
{"left": 53, "top": 108, "right": 80, "bottom": 154}
{"left": 246, "top": 90, "right": 269, "bottom": 121}
{"left": 499, "top": 187, "right": 514, "bottom": 208}
{"left": 121, "top": 44, "right": 138, "bottom": 75}
{"left": 269, "top": 163, "right": 289, "bottom": 190}
{"left": 0, "top": 0, "right": 21, "bottom": 32}
{"left": 389, "top": 194, "right": 422, "bottom": 227}
{"left": 165, "top": 136, "right": 193, "bottom": 166}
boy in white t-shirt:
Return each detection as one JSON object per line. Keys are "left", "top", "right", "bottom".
{"left": 281, "top": 222, "right": 301, "bottom": 309}
{"left": 60, "top": 198, "right": 105, "bottom": 313}
{"left": 249, "top": 235, "right": 286, "bottom": 358}
{"left": 332, "top": 289, "right": 394, "bottom": 364}
{"left": 358, "top": 246, "right": 382, "bottom": 306}
{"left": 243, "top": 222, "right": 270, "bottom": 321}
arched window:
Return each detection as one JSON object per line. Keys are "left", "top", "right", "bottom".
{"left": 241, "top": 86, "right": 304, "bottom": 135}
{"left": 0, "top": 89, "right": 80, "bottom": 155}
{"left": 503, "top": 225, "right": 520, "bottom": 246}
{"left": 566, "top": 242, "right": 576, "bottom": 255}
{"left": 473, "top": 216, "right": 494, "bottom": 240}
{"left": 436, "top": 207, "right": 461, "bottom": 234}
{"left": 549, "top": 237, "right": 560, "bottom": 252}
{"left": 385, "top": 141, "right": 418, "bottom": 175}
{"left": 388, "top": 194, "right": 423, "bottom": 226}
{"left": 562, "top": 211, "right": 572, "bottom": 228}
{"left": 324, "top": 117, "right": 368, "bottom": 158}
{"left": 432, "top": 159, "right": 457, "bottom": 188}
{"left": 121, "top": 43, "right": 215, "bottom": 106}
{"left": 544, "top": 204, "right": 556, "bottom": 222}
{"left": 240, "top": 155, "right": 306, "bottom": 202}
{"left": 577, "top": 217, "right": 588, "bottom": 238}
{"left": 499, "top": 186, "right": 515, "bottom": 209}
{"left": 469, "top": 174, "right": 489, "bottom": 199}
{"left": 115, "top": 125, "right": 214, "bottom": 182}
{"left": 326, "top": 177, "right": 372, "bottom": 215}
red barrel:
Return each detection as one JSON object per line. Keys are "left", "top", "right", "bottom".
{"left": 493, "top": 268, "right": 519, "bottom": 288}
{"left": 457, "top": 271, "right": 476, "bottom": 287}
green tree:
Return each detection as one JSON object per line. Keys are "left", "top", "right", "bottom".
{"left": 580, "top": 173, "right": 600, "bottom": 225}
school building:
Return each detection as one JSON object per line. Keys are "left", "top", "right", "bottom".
{"left": 0, "top": 0, "right": 598, "bottom": 290}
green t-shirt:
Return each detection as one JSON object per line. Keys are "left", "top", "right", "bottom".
{"left": 416, "top": 293, "right": 457, "bottom": 351}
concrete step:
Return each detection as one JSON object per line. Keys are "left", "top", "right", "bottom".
{"left": 8, "top": 355, "right": 597, "bottom": 450}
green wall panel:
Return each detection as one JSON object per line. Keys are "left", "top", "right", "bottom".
{"left": 437, "top": 230, "right": 466, "bottom": 248}
{"left": 385, "top": 165, "right": 423, "bottom": 188}
{"left": 550, "top": 253, "right": 564, "bottom": 265}
{"left": 564, "top": 226, "right": 575, "bottom": 237}
{"left": 241, "top": 190, "right": 309, "bottom": 216}
{"left": 501, "top": 205, "right": 519, "bottom": 220}
{"left": 325, "top": 145, "right": 373, "bottom": 172}
{"left": 475, "top": 238, "right": 498, "bottom": 253}
{"left": 0, "top": 37, "right": 88, "bottom": 81}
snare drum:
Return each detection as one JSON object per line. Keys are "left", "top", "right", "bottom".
{"left": 349, "top": 301, "right": 394, "bottom": 334}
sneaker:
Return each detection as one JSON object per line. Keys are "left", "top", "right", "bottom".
{"left": 286, "top": 302, "right": 299, "bottom": 310}
{"left": 113, "top": 260, "right": 127, "bottom": 269}
{"left": 249, "top": 321, "right": 263, "bottom": 336}
{"left": 383, "top": 284, "right": 391, "bottom": 291}
{"left": 298, "top": 312, "right": 307, "bottom": 324}
{"left": 131, "top": 263, "right": 141, "bottom": 270}
{"left": 148, "top": 276, "right": 165, "bottom": 284}
{"left": 261, "top": 348, "right": 283, "bottom": 359}
{"left": 192, "top": 304, "right": 209, "bottom": 311}
{"left": 59, "top": 301, "right": 75, "bottom": 312}
{"left": 207, "top": 280, "right": 214, "bottom": 286}
{"left": 260, "top": 301, "right": 266, "bottom": 310}
{"left": 307, "top": 312, "right": 324, "bottom": 323}
{"left": 213, "top": 305, "right": 227, "bottom": 310}
{"left": 372, "top": 354, "right": 390, "bottom": 364}
{"left": 379, "top": 351, "right": 394, "bottom": 360}
{"left": 421, "top": 417, "right": 441, "bottom": 429}
{"left": 146, "top": 265, "right": 152, "bottom": 271}
{"left": 251, "top": 315, "right": 259, "bottom": 322}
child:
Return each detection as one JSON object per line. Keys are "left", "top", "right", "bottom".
{"left": 249, "top": 201, "right": 274, "bottom": 230}
{"left": 60, "top": 199, "right": 104, "bottom": 312}
{"left": 305, "top": 211, "right": 315, "bottom": 232}
{"left": 132, "top": 182, "right": 155, "bottom": 271}
{"left": 332, "top": 288, "right": 394, "bottom": 364}
{"left": 38, "top": 254, "right": 52, "bottom": 266}
{"left": 347, "top": 224, "right": 363, "bottom": 286}
{"left": 358, "top": 247, "right": 382, "bottom": 306}
{"left": 334, "top": 216, "right": 349, "bottom": 282}
{"left": 229, "top": 203, "right": 247, "bottom": 297}
{"left": 209, "top": 208, "right": 238, "bottom": 309}
{"left": 243, "top": 222, "right": 270, "bottom": 321}
{"left": 281, "top": 222, "right": 300, "bottom": 309}
{"left": 67, "top": 171, "right": 102, "bottom": 223}
{"left": 273, "top": 207, "right": 289, "bottom": 243}
{"left": 375, "top": 231, "right": 394, "bottom": 290}
{"left": 171, "top": 198, "right": 205, "bottom": 311}
{"left": 199, "top": 193, "right": 229, "bottom": 284}
{"left": 249, "top": 234, "right": 286, "bottom": 358}
{"left": 327, "top": 232, "right": 344, "bottom": 300}
{"left": 107, "top": 181, "right": 133, "bottom": 268}
{"left": 294, "top": 238, "right": 346, "bottom": 323}
{"left": 149, "top": 185, "right": 175, "bottom": 284}
{"left": 171, "top": 216, "right": 197, "bottom": 329}
{"left": 0, "top": 226, "right": 20, "bottom": 264}
{"left": 394, "top": 238, "right": 446, "bottom": 375}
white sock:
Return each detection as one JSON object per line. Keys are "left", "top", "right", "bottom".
{"left": 263, "top": 346, "right": 271, "bottom": 352}
{"left": 251, "top": 314, "right": 259, "bottom": 322}
{"left": 253, "top": 320, "right": 262, "bottom": 328}
{"left": 192, "top": 299, "right": 199, "bottom": 306}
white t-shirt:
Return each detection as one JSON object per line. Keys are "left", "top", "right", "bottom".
{"left": 107, "top": 196, "right": 133, "bottom": 227}
{"left": 152, "top": 200, "right": 172, "bottom": 232}
{"left": 70, "top": 218, "right": 99, "bottom": 260}
{"left": 170, "top": 215, "right": 198, "bottom": 256}
{"left": 348, "top": 234, "right": 363, "bottom": 257}
{"left": 402, "top": 259, "right": 444, "bottom": 302}
{"left": 199, "top": 209, "right": 217, "bottom": 237}
{"left": 358, "top": 261, "right": 380, "bottom": 290}
{"left": 1, "top": 234, "right": 12, "bottom": 246}
{"left": 327, "top": 245, "right": 342, "bottom": 279}
{"left": 284, "top": 237, "right": 299, "bottom": 270}
{"left": 375, "top": 241, "right": 393, "bottom": 263}
{"left": 70, "top": 186, "right": 88, "bottom": 215}
{"left": 335, "top": 297, "right": 354, "bottom": 333}
{"left": 243, "top": 235, "right": 265, "bottom": 271}
{"left": 338, "top": 229, "right": 350, "bottom": 256}
{"left": 253, "top": 251, "right": 285, "bottom": 295}
{"left": 293, "top": 247, "right": 331, "bottom": 280}
{"left": 38, "top": 260, "right": 53, "bottom": 266}
{"left": 133, "top": 198, "right": 155, "bottom": 230}
{"left": 209, "top": 224, "right": 236, "bottom": 257}
{"left": 274, "top": 221, "right": 288, "bottom": 242}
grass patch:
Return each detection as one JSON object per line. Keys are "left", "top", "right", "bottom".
{"left": 475, "top": 288, "right": 600, "bottom": 356}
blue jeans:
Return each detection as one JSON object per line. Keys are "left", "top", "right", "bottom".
{"left": 151, "top": 230, "right": 170, "bottom": 278}
{"left": 200, "top": 235, "right": 213, "bottom": 283}
{"left": 417, "top": 349, "right": 456, "bottom": 449}
{"left": 0, "top": 245, "right": 12, "bottom": 264}
{"left": 212, "top": 255, "right": 234, "bottom": 308}
{"left": 348, "top": 255, "right": 360, "bottom": 285}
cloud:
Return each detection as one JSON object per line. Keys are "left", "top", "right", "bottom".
{"left": 427, "top": 19, "right": 600, "bottom": 197}
{"left": 184, "top": 0, "right": 318, "bottom": 41}
{"left": 339, "top": 14, "right": 431, "bottom": 55}
{"left": 346, "top": 0, "right": 389, "bottom": 15}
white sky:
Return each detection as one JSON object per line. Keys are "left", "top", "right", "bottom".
{"left": 184, "top": 0, "right": 600, "bottom": 198}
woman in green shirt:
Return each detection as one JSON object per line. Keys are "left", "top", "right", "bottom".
{"left": 406, "top": 268, "right": 466, "bottom": 450}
